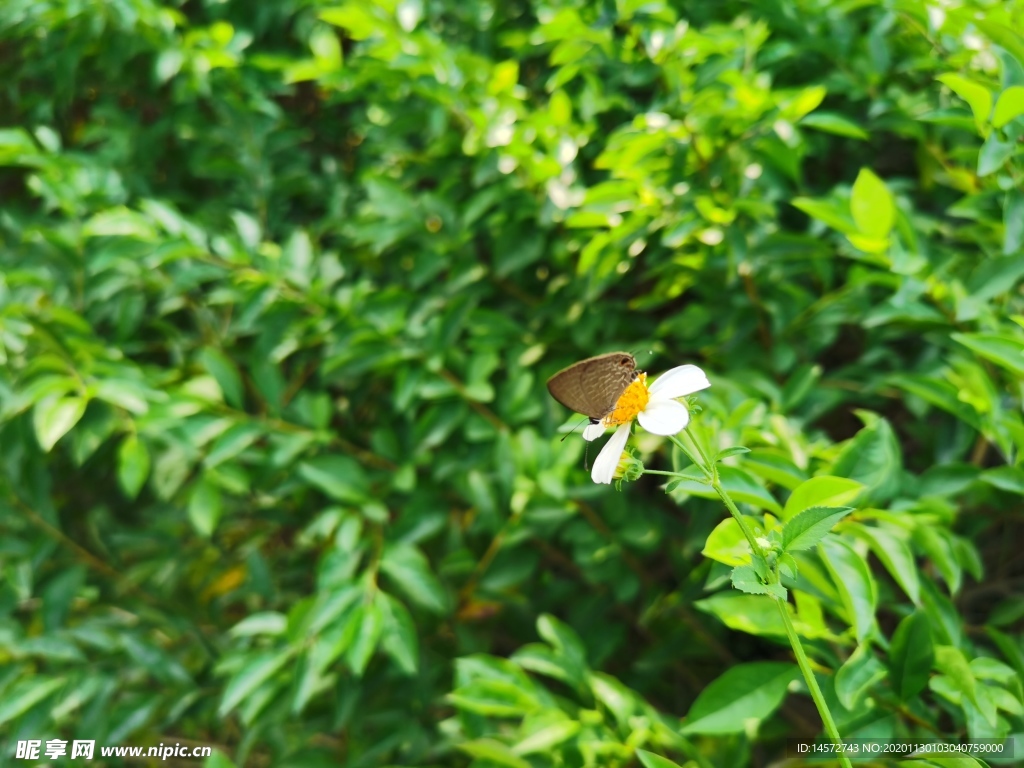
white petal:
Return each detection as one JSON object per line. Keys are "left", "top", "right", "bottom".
{"left": 647, "top": 364, "right": 710, "bottom": 400}
{"left": 582, "top": 422, "right": 606, "bottom": 442}
{"left": 637, "top": 399, "right": 690, "bottom": 435}
{"left": 591, "top": 423, "right": 631, "bottom": 484}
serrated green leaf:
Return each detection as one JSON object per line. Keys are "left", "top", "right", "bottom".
{"left": 782, "top": 506, "right": 853, "bottom": 551}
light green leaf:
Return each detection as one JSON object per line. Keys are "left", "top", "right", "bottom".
{"left": 952, "top": 332, "right": 1024, "bottom": 377}
{"left": 791, "top": 197, "right": 858, "bottom": 234}
{"left": 702, "top": 518, "right": 751, "bottom": 566}
{"left": 0, "top": 677, "right": 66, "bottom": 726}
{"left": 298, "top": 455, "right": 368, "bottom": 503}
{"left": 636, "top": 750, "right": 686, "bottom": 768}
{"left": 117, "top": 434, "right": 151, "bottom": 499}
{"left": 819, "top": 536, "right": 877, "bottom": 641}
{"left": 345, "top": 601, "right": 383, "bottom": 676}
{"left": 218, "top": 649, "right": 293, "bottom": 716}
{"left": 33, "top": 395, "right": 87, "bottom": 452}
{"left": 782, "top": 476, "right": 862, "bottom": 520}
{"left": 937, "top": 73, "right": 993, "bottom": 129}
{"left": 203, "top": 753, "right": 238, "bottom": 768}
{"left": 934, "top": 645, "right": 977, "bottom": 707}
{"left": 731, "top": 564, "right": 776, "bottom": 596}
{"left": 380, "top": 544, "right": 447, "bottom": 614}
{"left": 848, "top": 523, "right": 921, "bottom": 605}
{"left": 978, "top": 133, "right": 1016, "bottom": 176}
{"left": 188, "top": 477, "right": 223, "bottom": 537}
{"left": 800, "top": 112, "right": 869, "bottom": 139}
{"left": 448, "top": 679, "right": 542, "bottom": 717}
{"left": 93, "top": 379, "right": 150, "bottom": 414}
{"left": 694, "top": 593, "right": 788, "bottom": 638}
{"left": 993, "top": 86, "right": 1024, "bottom": 128}
{"left": 512, "top": 720, "right": 580, "bottom": 755}
{"left": 682, "top": 662, "right": 798, "bottom": 734}
{"left": 782, "top": 506, "right": 853, "bottom": 551}
{"left": 782, "top": 85, "right": 827, "bottom": 120}
{"left": 835, "top": 644, "right": 886, "bottom": 709}
{"left": 850, "top": 168, "right": 895, "bottom": 239}
{"left": 457, "top": 739, "right": 532, "bottom": 768}
{"left": 229, "top": 612, "right": 287, "bottom": 637}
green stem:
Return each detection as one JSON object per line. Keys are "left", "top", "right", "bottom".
{"left": 777, "top": 600, "right": 853, "bottom": 768}
{"left": 684, "top": 427, "right": 850, "bottom": 768}
{"left": 710, "top": 479, "right": 764, "bottom": 561}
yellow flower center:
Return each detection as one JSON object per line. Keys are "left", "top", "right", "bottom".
{"left": 604, "top": 373, "right": 649, "bottom": 426}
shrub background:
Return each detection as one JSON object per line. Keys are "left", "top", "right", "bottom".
{"left": 1, "top": 0, "right": 1023, "bottom": 766}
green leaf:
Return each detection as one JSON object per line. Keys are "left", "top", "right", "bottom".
{"left": 218, "top": 649, "right": 293, "bottom": 716}
{"left": 716, "top": 446, "right": 751, "bottom": 461}
{"left": 345, "top": 601, "right": 383, "bottom": 676}
{"left": 0, "top": 676, "right": 66, "bottom": 726}
{"left": 379, "top": 592, "right": 418, "bottom": 675}
{"left": 636, "top": 750, "right": 686, "bottom": 768}
{"left": 934, "top": 645, "right": 977, "bottom": 707}
{"left": 782, "top": 476, "right": 862, "bottom": 520}
{"left": 850, "top": 168, "right": 895, "bottom": 239}
{"left": 198, "top": 348, "right": 245, "bottom": 408}
{"left": 819, "top": 536, "right": 878, "bottom": 641}
{"left": 537, "top": 614, "right": 587, "bottom": 667}
{"left": 117, "top": 434, "right": 151, "bottom": 499}
{"left": 229, "top": 612, "right": 287, "bottom": 637}
{"left": 448, "top": 679, "right": 542, "bottom": 717}
{"left": 511, "top": 720, "right": 581, "bottom": 755}
{"left": 682, "top": 662, "right": 798, "bottom": 734}
{"left": 978, "top": 133, "right": 1016, "bottom": 176}
{"left": 379, "top": 543, "right": 447, "bottom": 614}
{"left": 92, "top": 379, "right": 150, "bottom": 414}
{"left": 982, "top": 465, "right": 1024, "bottom": 494}
{"left": 847, "top": 523, "right": 921, "bottom": 605}
{"left": 694, "top": 593, "right": 788, "bottom": 638}
{"left": 800, "top": 112, "right": 869, "bottom": 140}
{"left": 937, "top": 73, "right": 993, "bottom": 129}
{"left": 791, "top": 197, "right": 857, "bottom": 234}
{"left": 702, "top": 518, "right": 751, "bottom": 566}
{"left": 831, "top": 414, "right": 902, "bottom": 502}
{"left": 731, "top": 564, "right": 773, "bottom": 596}
{"left": 835, "top": 644, "right": 886, "bottom": 710}
{"left": 203, "top": 752, "right": 238, "bottom": 768}
{"left": 1005, "top": 189, "right": 1024, "bottom": 256}
{"left": 298, "top": 455, "right": 368, "bottom": 503}
{"left": 33, "top": 395, "right": 87, "bottom": 452}
{"left": 889, "top": 611, "right": 934, "bottom": 701}
{"left": 188, "top": 477, "right": 223, "bottom": 537}
{"left": 993, "top": 85, "right": 1024, "bottom": 128}
{"left": 457, "top": 739, "right": 532, "bottom": 768}
{"left": 915, "top": 526, "right": 962, "bottom": 593}
{"left": 952, "top": 332, "right": 1024, "bottom": 377}
{"left": 782, "top": 506, "right": 853, "bottom": 551}
{"left": 671, "top": 465, "right": 781, "bottom": 514}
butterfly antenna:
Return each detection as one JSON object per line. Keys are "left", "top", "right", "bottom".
{"left": 560, "top": 416, "right": 591, "bottom": 443}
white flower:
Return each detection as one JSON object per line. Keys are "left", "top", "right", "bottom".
{"left": 586, "top": 364, "right": 711, "bottom": 484}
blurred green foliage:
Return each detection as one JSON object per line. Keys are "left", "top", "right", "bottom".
{"left": 1, "top": 0, "right": 1023, "bottom": 766}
